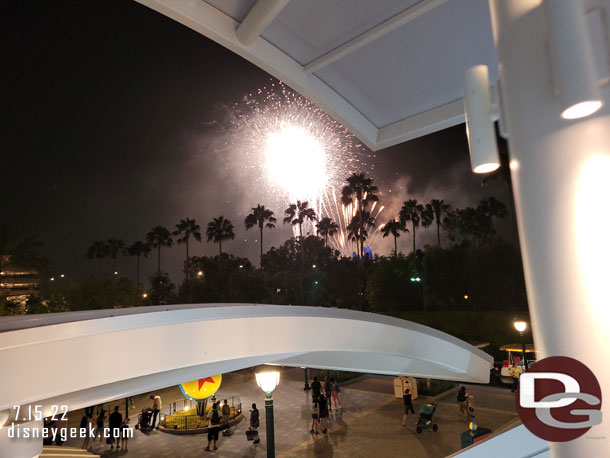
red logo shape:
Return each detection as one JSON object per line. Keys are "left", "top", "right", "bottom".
{"left": 516, "top": 356, "right": 602, "bottom": 442}
{"left": 197, "top": 377, "right": 215, "bottom": 390}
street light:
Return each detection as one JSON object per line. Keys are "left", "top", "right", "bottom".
{"left": 255, "top": 370, "right": 280, "bottom": 458}
{"left": 513, "top": 319, "right": 529, "bottom": 371}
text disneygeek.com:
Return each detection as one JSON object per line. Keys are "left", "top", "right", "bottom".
{"left": 8, "top": 425, "right": 133, "bottom": 442}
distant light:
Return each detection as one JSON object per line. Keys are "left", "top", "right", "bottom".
{"left": 312, "top": 264, "right": 317, "bottom": 268}
{"left": 561, "top": 101, "right": 602, "bottom": 120}
{"left": 183, "top": 406, "right": 189, "bottom": 411}
{"left": 113, "top": 271, "right": 118, "bottom": 275}
{"left": 142, "top": 293, "right": 148, "bottom": 299}
{"left": 276, "top": 288, "right": 281, "bottom": 293}
{"left": 464, "top": 295, "right": 469, "bottom": 300}
{"left": 50, "top": 277, "right": 55, "bottom": 281}
{"left": 60, "top": 274, "right": 65, "bottom": 278}
{"left": 197, "top": 271, "right": 203, "bottom": 277}
{"left": 514, "top": 320, "right": 527, "bottom": 333}
{"left": 239, "top": 264, "right": 244, "bottom": 268}
{"left": 314, "top": 280, "right": 319, "bottom": 285}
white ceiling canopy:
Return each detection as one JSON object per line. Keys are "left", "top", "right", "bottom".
{"left": 136, "top": 0, "right": 498, "bottom": 150}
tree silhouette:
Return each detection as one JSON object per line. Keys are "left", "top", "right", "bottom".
{"left": 346, "top": 210, "right": 375, "bottom": 256}
{"left": 428, "top": 199, "right": 451, "bottom": 247}
{"left": 86, "top": 241, "right": 109, "bottom": 277}
{"left": 206, "top": 216, "right": 235, "bottom": 275}
{"left": 341, "top": 173, "right": 378, "bottom": 258}
{"left": 399, "top": 199, "right": 424, "bottom": 253}
{"left": 173, "top": 218, "right": 202, "bottom": 282}
{"left": 245, "top": 205, "right": 276, "bottom": 265}
{"left": 146, "top": 226, "right": 173, "bottom": 275}
{"left": 478, "top": 197, "right": 507, "bottom": 234}
{"left": 380, "top": 219, "right": 406, "bottom": 256}
{"left": 316, "top": 217, "right": 339, "bottom": 247}
{"left": 127, "top": 241, "right": 151, "bottom": 288}
{"left": 106, "top": 237, "right": 125, "bottom": 274}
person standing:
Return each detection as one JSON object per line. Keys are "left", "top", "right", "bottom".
{"left": 310, "top": 395, "right": 320, "bottom": 434}
{"left": 310, "top": 376, "right": 321, "bottom": 403}
{"left": 94, "top": 409, "right": 106, "bottom": 445}
{"left": 80, "top": 413, "right": 92, "bottom": 450}
{"left": 330, "top": 378, "right": 342, "bottom": 410}
{"left": 150, "top": 394, "right": 162, "bottom": 429}
{"left": 457, "top": 386, "right": 469, "bottom": 421}
{"left": 205, "top": 402, "right": 221, "bottom": 451}
{"left": 318, "top": 393, "right": 329, "bottom": 434}
{"left": 402, "top": 388, "right": 415, "bottom": 426}
{"left": 510, "top": 363, "right": 522, "bottom": 393}
{"left": 121, "top": 419, "right": 131, "bottom": 452}
{"left": 249, "top": 403, "right": 260, "bottom": 445}
{"left": 108, "top": 406, "right": 123, "bottom": 450}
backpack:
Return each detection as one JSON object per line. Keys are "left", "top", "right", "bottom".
{"left": 211, "top": 409, "right": 220, "bottom": 425}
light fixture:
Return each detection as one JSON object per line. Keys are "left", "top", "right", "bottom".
{"left": 546, "top": 0, "right": 603, "bottom": 120}
{"left": 50, "top": 277, "right": 55, "bottom": 281}
{"left": 114, "top": 271, "right": 118, "bottom": 275}
{"left": 142, "top": 293, "right": 148, "bottom": 299}
{"left": 197, "top": 271, "right": 203, "bottom": 277}
{"left": 60, "top": 274, "right": 65, "bottom": 278}
{"left": 255, "top": 371, "right": 280, "bottom": 395}
{"left": 464, "top": 65, "right": 500, "bottom": 174}
{"left": 514, "top": 320, "right": 527, "bottom": 333}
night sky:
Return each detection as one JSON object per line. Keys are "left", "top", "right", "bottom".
{"left": 2, "top": 1, "right": 511, "bottom": 282}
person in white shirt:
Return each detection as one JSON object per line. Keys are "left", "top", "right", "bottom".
{"left": 149, "top": 394, "right": 162, "bottom": 429}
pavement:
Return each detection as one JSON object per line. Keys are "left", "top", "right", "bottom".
{"left": 60, "top": 369, "right": 517, "bottom": 458}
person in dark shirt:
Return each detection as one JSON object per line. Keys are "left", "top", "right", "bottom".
{"left": 310, "top": 376, "right": 321, "bottom": 403}
{"left": 402, "top": 389, "right": 415, "bottom": 426}
{"left": 318, "top": 394, "right": 329, "bottom": 433}
{"left": 108, "top": 406, "right": 123, "bottom": 450}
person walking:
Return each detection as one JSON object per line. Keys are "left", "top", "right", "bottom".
{"left": 310, "top": 395, "right": 320, "bottom": 434}
{"left": 318, "top": 393, "right": 329, "bottom": 434}
{"left": 221, "top": 399, "right": 231, "bottom": 431}
{"left": 330, "top": 378, "right": 342, "bottom": 410}
{"left": 457, "top": 386, "right": 469, "bottom": 421}
{"left": 402, "top": 388, "right": 415, "bottom": 426}
{"left": 80, "top": 413, "right": 92, "bottom": 450}
{"left": 324, "top": 377, "right": 333, "bottom": 413}
{"left": 121, "top": 419, "right": 131, "bottom": 452}
{"left": 150, "top": 394, "right": 162, "bottom": 429}
{"left": 205, "top": 402, "right": 222, "bottom": 451}
{"left": 108, "top": 406, "right": 123, "bottom": 450}
{"left": 311, "top": 376, "right": 321, "bottom": 403}
{"left": 94, "top": 409, "right": 106, "bottom": 445}
{"left": 249, "top": 403, "right": 260, "bottom": 444}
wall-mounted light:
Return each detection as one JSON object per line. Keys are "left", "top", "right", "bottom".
{"left": 546, "top": 0, "right": 603, "bottom": 120}
{"left": 464, "top": 65, "right": 500, "bottom": 174}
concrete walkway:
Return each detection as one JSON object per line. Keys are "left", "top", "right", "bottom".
{"left": 61, "top": 370, "right": 517, "bottom": 458}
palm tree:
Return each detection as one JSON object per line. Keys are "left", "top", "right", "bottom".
{"left": 106, "top": 237, "right": 125, "bottom": 274}
{"left": 0, "top": 224, "right": 47, "bottom": 274}
{"left": 245, "top": 205, "right": 276, "bottom": 264}
{"left": 86, "top": 241, "right": 109, "bottom": 276}
{"left": 316, "top": 217, "right": 339, "bottom": 247}
{"left": 399, "top": 199, "right": 424, "bottom": 253}
{"left": 206, "top": 216, "right": 235, "bottom": 274}
{"left": 428, "top": 199, "right": 451, "bottom": 247}
{"left": 380, "top": 219, "right": 406, "bottom": 256}
{"left": 173, "top": 218, "right": 202, "bottom": 282}
{"left": 283, "top": 201, "right": 317, "bottom": 239}
{"left": 347, "top": 210, "right": 375, "bottom": 257}
{"left": 146, "top": 226, "right": 173, "bottom": 275}
{"left": 478, "top": 196, "right": 507, "bottom": 234}
{"left": 127, "top": 241, "right": 151, "bottom": 288}
{"left": 341, "top": 173, "right": 378, "bottom": 258}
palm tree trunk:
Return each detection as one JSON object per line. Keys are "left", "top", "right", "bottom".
{"left": 98, "top": 258, "right": 102, "bottom": 277}
{"left": 185, "top": 238, "right": 190, "bottom": 283}
{"left": 360, "top": 217, "right": 364, "bottom": 259}
{"left": 259, "top": 226, "right": 264, "bottom": 266}
{"left": 412, "top": 222, "right": 416, "bottom": 253}
{"left": 136, "top": 254, "right": 141, "bottom": 289}
{"left": 325, "top": 234, "right": 328, "bottom": 247}
{"left": 436, "top": 221, "right": 441, "bottom": 247}
{"left": 112, "top": 257, "right": 116, "bottom": 274}
{"left": 157, "top": 246, "right": 161, "bottom": 275}
{"left": 394, "top": 235, "right": 397, "bottom": 257}
{"left": 218, "top": 240, "right": 222, "bottom": 278}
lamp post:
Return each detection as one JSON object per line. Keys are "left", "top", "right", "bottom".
{"left": 255, "top": 370, "right": 280, "bottom": 458}
{"left": 513, "top": 319, "right": 528, "bottom": 371}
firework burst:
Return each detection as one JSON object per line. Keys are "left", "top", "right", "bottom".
{"left": 229, "top": 81, "right": 380, "bottom": 256}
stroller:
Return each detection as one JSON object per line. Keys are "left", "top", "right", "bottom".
{"left": 416, "top": 403, "right": 438, "bottom": 434}
{"left": 135, "top": 408, "right": 154, "bottom": 433}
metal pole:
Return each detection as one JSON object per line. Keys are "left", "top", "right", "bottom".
{"left": 303, "top": 368, "right": 310, "bottom": 391}
{"left": 265, "top": 394, "right": 275, "bottom": 458}
{"left": 520, "top": 332, "right": 528, "bottom": 371}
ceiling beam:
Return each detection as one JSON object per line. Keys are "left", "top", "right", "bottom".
{"left": 304, "top": 0, "right": 449, "bottom": 74}
{"left": 236, "top": 0, "right": 291, "bottom": 46}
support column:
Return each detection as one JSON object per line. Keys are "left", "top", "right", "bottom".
{"left": 0, "top": 419, "right": 43, "bottom": 458}
{"left": 489, "top": 1, "right": 610, "bottom": 456}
